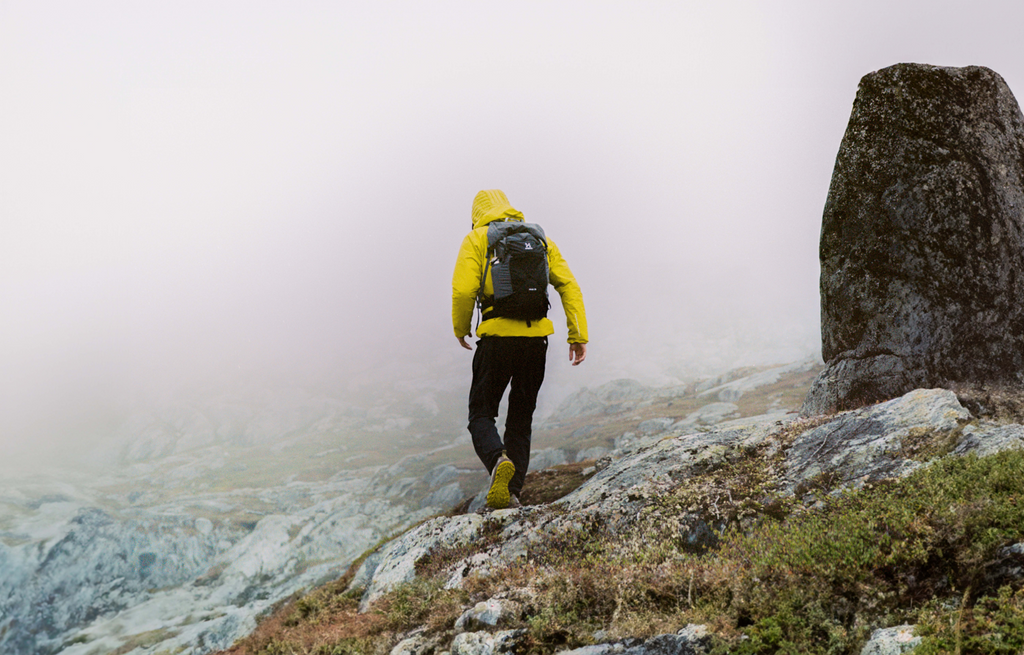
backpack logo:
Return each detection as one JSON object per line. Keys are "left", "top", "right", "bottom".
{"left": 525, "top": 243, "right": 533, "bottom": 250}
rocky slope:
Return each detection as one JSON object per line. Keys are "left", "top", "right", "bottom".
{"left": 223, "top": 379, "right": 1024, "bottom": 655}
{"left": 0, "top": 361, "right": 820, "bottom": 655}
{"left": 0, "top": 372, "right": 479, "bottom": 655}
{"left": 0, "top": 454, "right": 456, "bottom": 655}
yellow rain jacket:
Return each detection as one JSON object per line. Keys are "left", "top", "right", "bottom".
{"left": 452, "top": 190, "right": 588, "bottom": 343}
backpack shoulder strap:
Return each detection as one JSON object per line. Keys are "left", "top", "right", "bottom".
{"left": 477, "top": 222, "right": 501, "bottom": 321}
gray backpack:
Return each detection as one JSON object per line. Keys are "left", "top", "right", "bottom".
{"left": 478, "top": 221, "right": 550, "bottom": 326}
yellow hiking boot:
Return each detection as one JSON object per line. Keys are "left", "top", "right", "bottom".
{"left": 486, "top": 453, "right": 516, "bottom": 510}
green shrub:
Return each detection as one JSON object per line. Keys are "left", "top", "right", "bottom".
{"left": 708, "top": 450, "right": 1024, "bottom": 653}
{"left": 918, "top": 586, "right": 1024, "bottom": 654}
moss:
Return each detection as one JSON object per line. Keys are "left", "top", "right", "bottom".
{"left": 635, "top": 442, "right": 794, "bottom": 554}
{"left": 955, "top": 383, "right": 1024, "bottom": 423}
{"left": 917, "top": 586, "right": 1024, "bottom": 654}
{"left": 708, "top": 450, "right": 1024, "bottom": 653}
{"left": 507, "top": 448, "right": 1024, "bottom": 654}
{"left": 519, "top": 460, "right": 598, "bottom": 506}
{"left": 413, "top": 515, "right": 509, "bottom": 578}
{"left": 898, "top": 423, "right": 969, "bottom": 461}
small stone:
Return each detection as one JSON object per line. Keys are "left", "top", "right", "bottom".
{"left": 454, "top": 599, "right": 516, "bottom": 633}
{"left": 860, "top": 625, "right": 921, "bottom": 655}
{"left": 450, "top": 629, "right": 526, "bottom": 655}
{"left": 391, "top": 630, "right": 439, "bottom": 655}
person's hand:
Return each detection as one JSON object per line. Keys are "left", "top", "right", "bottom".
{"left": 458, "top": 336, "right": 473, "bottom": 351}
{"left": 569, "top": 342, "right": 587, "bottom": 366}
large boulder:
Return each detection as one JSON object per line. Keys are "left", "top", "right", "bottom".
{"left": 803, "top": 63, "right": 1024, "bottom": 416}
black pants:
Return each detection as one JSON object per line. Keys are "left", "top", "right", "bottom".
{"left": 468, "top": 336, "right": 548, "bottom": 498}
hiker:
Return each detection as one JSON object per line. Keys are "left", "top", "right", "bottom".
{"left": 452, "top": 190, "right": 588, "bottom": 510}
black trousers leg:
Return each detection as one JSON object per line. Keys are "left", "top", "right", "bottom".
{"left": 468, "top": 336, "right": 548, "bottom": 497}
{"left": 468, "top": 338, "right": 512, "bottom": 476}
{"left": 502, "top": 338, "right": 546, "bottom": 496}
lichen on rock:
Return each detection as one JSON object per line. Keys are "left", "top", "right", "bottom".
{"left": 804, "top": 63, "right": 1024, "bottom": 416}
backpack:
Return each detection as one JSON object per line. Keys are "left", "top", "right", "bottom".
{"left": 478, "top": 221, "right": 550, "bottom": 325}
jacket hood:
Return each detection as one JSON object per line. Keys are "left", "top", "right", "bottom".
{"left": 471, "top": 189, "right": 524, "bottom": 229}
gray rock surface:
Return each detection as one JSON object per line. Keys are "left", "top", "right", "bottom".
{"left": 700, "top": 360, "right": 818, "bottom": 403}
{"left": 450, "top": 629, "right": 526, "bottom": 655}
{"left": 953, "top": 422, "right": 1024, "bottom": 457}
{"left": 637, "top": 417, "right": 677, "bottom": 435}
{"left": 562, "top": 418, "right": 778, "bottom": 515}
{"left": 804, "top": 64, "right": 1024, "bottom": 415}
{"left": 421, "top": 482, "right": 465, "bottom": 509}
{"left": 788, "top": 388, "right": 969, "bottom": 491}
{"left": 547, "top": 379, "right": 694, "bottom": 424}
{"left": 990, "top": 541, "right": 1024, "bottom": 588}
{"left": 454, "top": 599, "right": 520, "bottom": 633}
{"left": 353, "top": 512, "right": 522, "bottom": 610}
{"left": 548, "top": 379, "right": 653, "bottom": 421}
{"left": 560, "top": 625, "right": 710, "bottom": 655}
{"left": 674, "top": 403, "right": 739, "bottom": 428}
{"left": 529, "top": 448, "right": 569, "bottom": 470}
{"left": 425, "top": 464, "right": 463, "bottom": 489}
{"left": 0, "top": 470, "right": 430, "bottom": 655}
{"left": 390, "top": 629, "right": 442, "bottom": 655}
{"left": 576, "top": 446, "right": 609, "bottom": 462}
{"left": 860, "top": 625, "right": 921, "bottom": 655}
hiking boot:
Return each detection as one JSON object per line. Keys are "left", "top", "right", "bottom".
{"left": 486, "top": 453, "right": 516, "bottom": 509}
{"left": 509, "top": 494, "right": 522, "bottom": 509}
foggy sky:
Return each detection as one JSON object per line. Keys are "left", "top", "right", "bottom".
{"left": 4, "top": 1, "right": 1024, "bottom": 469}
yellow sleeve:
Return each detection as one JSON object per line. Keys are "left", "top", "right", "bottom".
{"left": 452, "top": 231, "right": 484, "bottom": 338}
{"left": 546, "top": 238, "right": 588, "bottom": 343}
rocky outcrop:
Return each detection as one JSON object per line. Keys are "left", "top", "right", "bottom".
{"left": 454, "top": 599, "right": 521, "bottom": 633}
{"left": 699, "top": 360, "right": 816, "bottom": 402}
{"left": 804, "top": 64, "right": 1024, "bottom": 415}
{"left": 0, "top": 459, "right": 466, "bottom": 655}
{"left": 787, "top": 388, "right": 969, "bottom": 490}
{"left": 550, "top": 360, "right": 819, "bottom": 426}
{"left": 0, "top": 508, "right": 222, "bottom": 655}
{"left": 388, "top": 625, "right": 711, "bottom": 655}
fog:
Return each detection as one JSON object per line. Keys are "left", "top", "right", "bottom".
{"left": 3, "top": 1, "right": 1024, "bottom": 472}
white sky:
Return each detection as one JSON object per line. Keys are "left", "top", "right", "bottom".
{"left": 3, "top": 1, "right": 1024, "bottom": 464}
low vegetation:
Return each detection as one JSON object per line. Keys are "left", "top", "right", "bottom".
{"left": 954, "top": 383, "right": 1024, "bottom": 424}
{"left": 218, "top": 435, "right": 1024, "bottom": 655}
